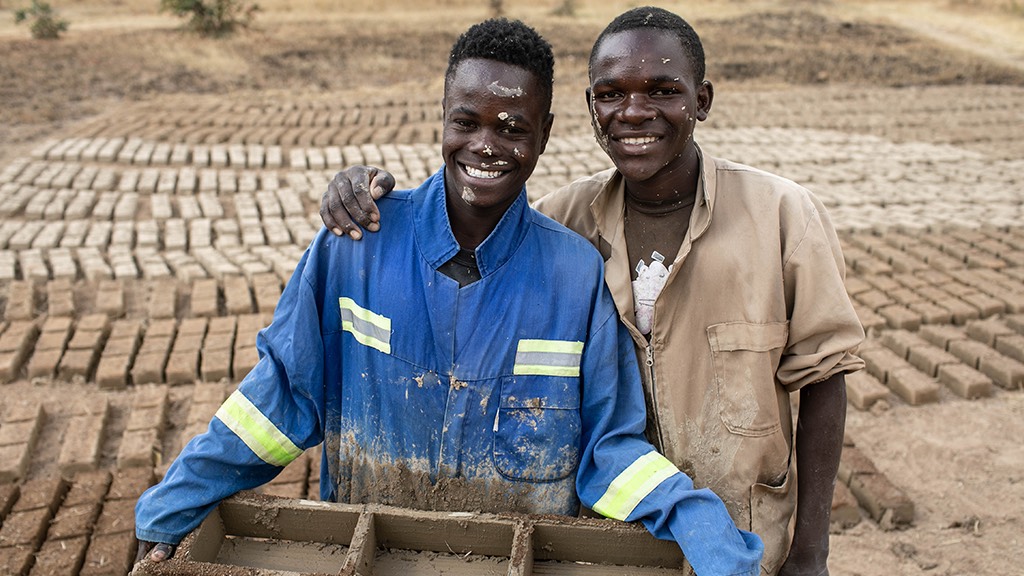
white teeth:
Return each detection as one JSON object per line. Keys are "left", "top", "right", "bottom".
{"left": 620, "top": 136, "right": 658, "bottom": 145}
{"left": 465, "top": 165, "right": 502, "bottom": 179}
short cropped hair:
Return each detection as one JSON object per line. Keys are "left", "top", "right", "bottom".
{"left": 446, "top": 18, "right": 555, "bottom": 112}
{"left": 589, "top": 7, "right": 705, "bottom": 83}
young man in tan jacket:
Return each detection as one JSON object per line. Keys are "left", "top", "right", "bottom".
{"left": 320, "top": 8, "right": 864, "bottom": 575}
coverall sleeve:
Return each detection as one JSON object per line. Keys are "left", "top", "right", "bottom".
{"left": 575, "top": 292, "right": 764, "bottom": 576}
{"left": 135, "top": 250, "right": 327, "bottom": 545}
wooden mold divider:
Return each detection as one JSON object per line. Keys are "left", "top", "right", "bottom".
{"left": 134, "top": 491, "right": 688, "bottom": 575}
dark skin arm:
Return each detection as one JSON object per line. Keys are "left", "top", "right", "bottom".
{"left": 319, "top": 166, "right": 395, "bottom": 239}
{"left": 778, "top": 372, "right": 847, "bottom": 576}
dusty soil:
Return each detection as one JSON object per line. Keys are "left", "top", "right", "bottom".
{"left": 1, "top": 1, "right": 1023, "bottom": 575}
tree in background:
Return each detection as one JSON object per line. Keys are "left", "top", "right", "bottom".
{"left": 14, "top": 0, "right": 69, "bottom": 39}
{"left": 160, "top": 0, "right": 259, "bottom": 37}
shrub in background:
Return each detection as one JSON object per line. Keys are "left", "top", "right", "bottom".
{"left": 14, "top": 0, "right": 69, "bottom": 39}
{"left": 160, "top": 0, "right": 259, "bottom": 37}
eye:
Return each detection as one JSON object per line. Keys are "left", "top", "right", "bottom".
{"left": 652, "top": 87, "right": 680, "bottom": 97}
{"left": 451, "top": 118, "right": 475, "bottom": 130}
{"left": 593, "top": 89, "right": 623, "bottom": 101}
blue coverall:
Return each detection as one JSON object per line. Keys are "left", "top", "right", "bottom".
{"left": 135, "top": 168, "right": 763, "bottom": 575}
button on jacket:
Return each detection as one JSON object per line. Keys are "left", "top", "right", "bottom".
{"left": 534, "top": 149, "right": 865, "bottom": 575}
{"left": 135, "top": 168, "right": 764, "bottom": 576}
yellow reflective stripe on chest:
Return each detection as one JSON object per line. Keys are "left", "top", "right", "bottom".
{"left": 513, "top": 339, "right": 584, "bottom": 377}
{"left": 592, "top": 451, "right": 680, "bottom": 521}
{"left": 339, "top": 297, "right": 391, "bottom": 354}
{"left": 215, "top": 390, "right": 302, "bottom": 467}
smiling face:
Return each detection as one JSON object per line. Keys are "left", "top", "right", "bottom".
{"left": 588, "top": 28, "right": 712, "bottom": 198}
{"left": 442, "top": 58, "right": 553, "bottom": 217}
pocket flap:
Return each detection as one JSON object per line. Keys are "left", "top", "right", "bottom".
{"left": 708, "top": 321, "right": 789, "bottom": 353}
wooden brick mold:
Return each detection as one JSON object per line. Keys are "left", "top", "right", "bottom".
{"left": 134, "top": 492, "right": 689, "bottom": 576}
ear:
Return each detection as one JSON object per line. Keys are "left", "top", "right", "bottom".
{"left": 695, "top": 80, "right": 714, "bottom": 122}
{"left": 538, "top": 113, "right": 555, "bottom": 155}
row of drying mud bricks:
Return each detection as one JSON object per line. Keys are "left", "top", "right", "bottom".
{"left": 0, "top": 468, "right": 155, "bottom": 575}
{"left": 4, "top": 279, "right": 125, "bottom": 323}
{"left": 847, "top": 315, "right": 1024, "bottom": 408}
{"left": 834, "top": 436, "right": 914, "bottom": 530}
{"left": 0, "top": 313, "right": 270, "bottom": 388}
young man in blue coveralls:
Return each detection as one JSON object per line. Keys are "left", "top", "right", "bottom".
{"left": 133, "top": 18, "right": 763, "bottom": 576}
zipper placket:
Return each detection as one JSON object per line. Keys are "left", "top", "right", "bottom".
{"left": 644, "top": 343, "right": 667, "bottom": 452}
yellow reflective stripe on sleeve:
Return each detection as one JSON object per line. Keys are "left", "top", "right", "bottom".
{"left": 592, "top": 451, "right": 680, "bottom": 521}
{"left": 513, "top": 339, "right": 584, "bottom": 377}
{"left": 339, "top": 297, "right": 391, "bottom": 354}
{"left": 215, "top": 390, "right": 302, "bottom": 467}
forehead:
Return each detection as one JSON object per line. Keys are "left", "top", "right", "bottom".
{"left": 591, "top": 28, "right": 693, "bottom": 80}
{"left": 445, "top": 59, "right": 546, "bottom": 112}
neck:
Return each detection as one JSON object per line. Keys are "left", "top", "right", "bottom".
{"left": 444, "top": 189, "right": 513, "bottom": 250}
{"left": 623, "top": 147, "right": 701, "bottom": 205}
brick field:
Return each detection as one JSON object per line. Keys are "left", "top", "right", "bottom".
{"left": 0, "top": 83, "right": 1023, "bottom": 574}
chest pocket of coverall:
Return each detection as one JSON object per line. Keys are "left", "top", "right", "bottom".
{"left": 708, "top": 321, "right": 789, "bottom": 436}
{"left": 493, "top": 375, "right": 581, "bottom": 482}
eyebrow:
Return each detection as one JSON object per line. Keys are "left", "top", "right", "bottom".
{"left": 592, "top": 74, "right": 686, "bottom": 86}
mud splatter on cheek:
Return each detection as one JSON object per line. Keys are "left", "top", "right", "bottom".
{"left": 513, "top": 148, "right": 523, "bottom": 158}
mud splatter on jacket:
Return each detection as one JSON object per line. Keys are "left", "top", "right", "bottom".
{"left": 135, "top": 168, "right": 763, "bottom": 576}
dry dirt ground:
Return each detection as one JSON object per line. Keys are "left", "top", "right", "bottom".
{"left": 0, "top": 0, "right": 1023, "bottom": 575}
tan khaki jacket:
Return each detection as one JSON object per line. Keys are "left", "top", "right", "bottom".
{"left": 533, "top": 149, "right": 865, "bottom": 575}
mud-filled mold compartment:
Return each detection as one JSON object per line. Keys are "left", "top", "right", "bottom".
{"left": 133, "top": 491, "right": 687, "bottom": 575}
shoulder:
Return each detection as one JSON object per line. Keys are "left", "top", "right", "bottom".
{"left": 532, "top": 168, "right": 616, "bottom": 220}
{"left": 526, "top": 208, "right": 606, "bottom": 269}
{"left": 709, "top": 155, "right": 819, "bottom": 207}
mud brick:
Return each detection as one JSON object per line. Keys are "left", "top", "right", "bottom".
{"left": 848, "top": 472, "right": 914, "bottom": 527}
{"left": 94, "top": 355, "right": 131, "bottom": 390}
{"left": 877, "top": 305, "right": 921, "bottom": 331}
{"left": 130, "top": 352, "right": 166, "bottom": 385}
{"left": 57, "top": 348, "right": 99, "bottom": 380}
{"left": 31, "top": 535, "right": 88, "bottom": 575}
{"left": 132, "top": 384, "right": 169, "bottom": 410}
{"left": 845, "top": 371, "right": 890, "bottom": 411}
{"left": 24, "top": 348, "right": 62, "bottom": 379}
{"left": 66, "top": 328, "right": 103, "bottom": 352}
{"left": 63, "top": 470, "right": 112, "bottom": 508}
{"left": 879, "top": 329, "right": 926, "bottom": 359}
{"left": 0, "top": 508, "right": 50, "bottom": 547}
{"left": 137, "top": 334, "right": 172, "bottom": 357}
{"left": 0, "top": 444, "right": 31, "bottom": 483}
{"left": 0, "top": 545, "right": 36, "bottom": 576}
{"left": 223, "top": 275, "right": 254, "bottom": 315}
{"left": 907, "top": 345, "right": 961, "bottom": 377}
{"left": 204, "top": 320, "right": 236, "bottom": 352}
{"left": 918, "top": 324, "right": 967, "bottom": 349}
{"left": 991, "top": 289, "right": 1024, "bottom": 314}
{"left": 232, "top": 346, "right": 259, "bottom": 381}
{"left": 165, "top": 348, "right": 200, "bottom": 385}
{"left": 75, "top": 313, "right": 110, "bottom": 334}
{"left": 995, "top": 334, "right": 1024, "bottom": 364}
{"left": 948, "top": 339, "right": 996, "bottom": 368}
{"left": 854, "top": 289, "right": 892, "bottom": 310}
{"left": 94, "top": 281, "right": 125, "bottom": 318}
{"left": 58, "top": 407, "right": 109, "bottom": 475}
{"left": 977, "top": 354, "right": 1024, "bottom": 390}
{"left": 261, "top": 482, "right": 306, "bottom": 499}
{"left": 830, "top": 480, "right": 861, "bottom": 529}
{"left": 99, "top": 334, "right": 138, "bottom": 357}
{"left": 47, "top": 504, "right": 100, "bottom": 540}
{"left": 39, "top": 316, "right": 73, "bottom": 335}
{"left": 33, "top": 329, "right": 70, "bottom": 352}
{"left": 125, "top": 404, "right": 167, "bottom": 433}
{"left": 859, "top": 347, "right": 909, "bottom": 384}
{"left": 106, "top": 467, "right": 154, "bottom": 501}
{"left": 0, "top": 321, "right": 38, "bottom": 353}
{"left": 887, "top": 367, "right": 941, "bottom": 405}
{"left": 837, "top": 445, "right": 879, "bottom": 485}
{"left": 906, "top": 300, "right": 953, "bottom": 325}
{"left": 936, "top": 298, "right": 980, "bottom": 325}
{"left": 4, "top": 283, "right": 37, "bottom": 321}
{"left": 116, "top": 428, "right": 161, "bottom": 468}
{"left": 0, "top": 352, "right": 24, "bottom": 383}
{"left": 0, "top": 483, "right": 19, "bottom": 518}
{"left": 1006, "top": 314, "right": 1024, "bottom": 334}
{"left": 936, "top": 363, "right": 991, "bottom": 399}
{"left": 0, "top": 417, "right": 42, "bottom": 448}
{"left": 192, "top": 381, "right": 230, "bottom": 405}
{"left": 200, "top": 348, "right": 232, "bottom": 382}
{"left": 3, "top": 401, "right": 44, "bottom": 424}
{"left": 146, "top": 288, "right": 177, "bottom": 319}
{"left": 79, "top": 532, "right": 135, "bottom": 576}
{"left": 144, "top": 318, "right": 177, "bottom": 339}
{"left": 962, "top": 292, "right": 1005, "bottom": 317}
{"left": 176, "top": 317, "right": 208, "bottom": 342}
{"left": 966, "top": 318, "right": 1014, "bottom": 346}
{"left": 93, "top": 499, "right": 135, "bottom": 536}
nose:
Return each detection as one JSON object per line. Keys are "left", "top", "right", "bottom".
{"left": 618, "top": 93, "right": 655, "bottom": 124}
{"left": 467, "top": 130, "right": 498, "bottom": 157}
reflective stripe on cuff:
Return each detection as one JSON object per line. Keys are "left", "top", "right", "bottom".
{"left": 215, "top": 390, "right": 302, "bottom": 467}
{"left": 592, "top": 451, "right": 680, "bottom": 521}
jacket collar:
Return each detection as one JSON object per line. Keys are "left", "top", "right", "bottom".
{"left": 587, "top": 145, "right": 715, "bottom": 325}
{"left": 413, "top": 166, "right": 531, "bottom": 277}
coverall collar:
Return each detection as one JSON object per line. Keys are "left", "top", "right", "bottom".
{"left": 414, "top": 166, "right": 531, "bottom": 278}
